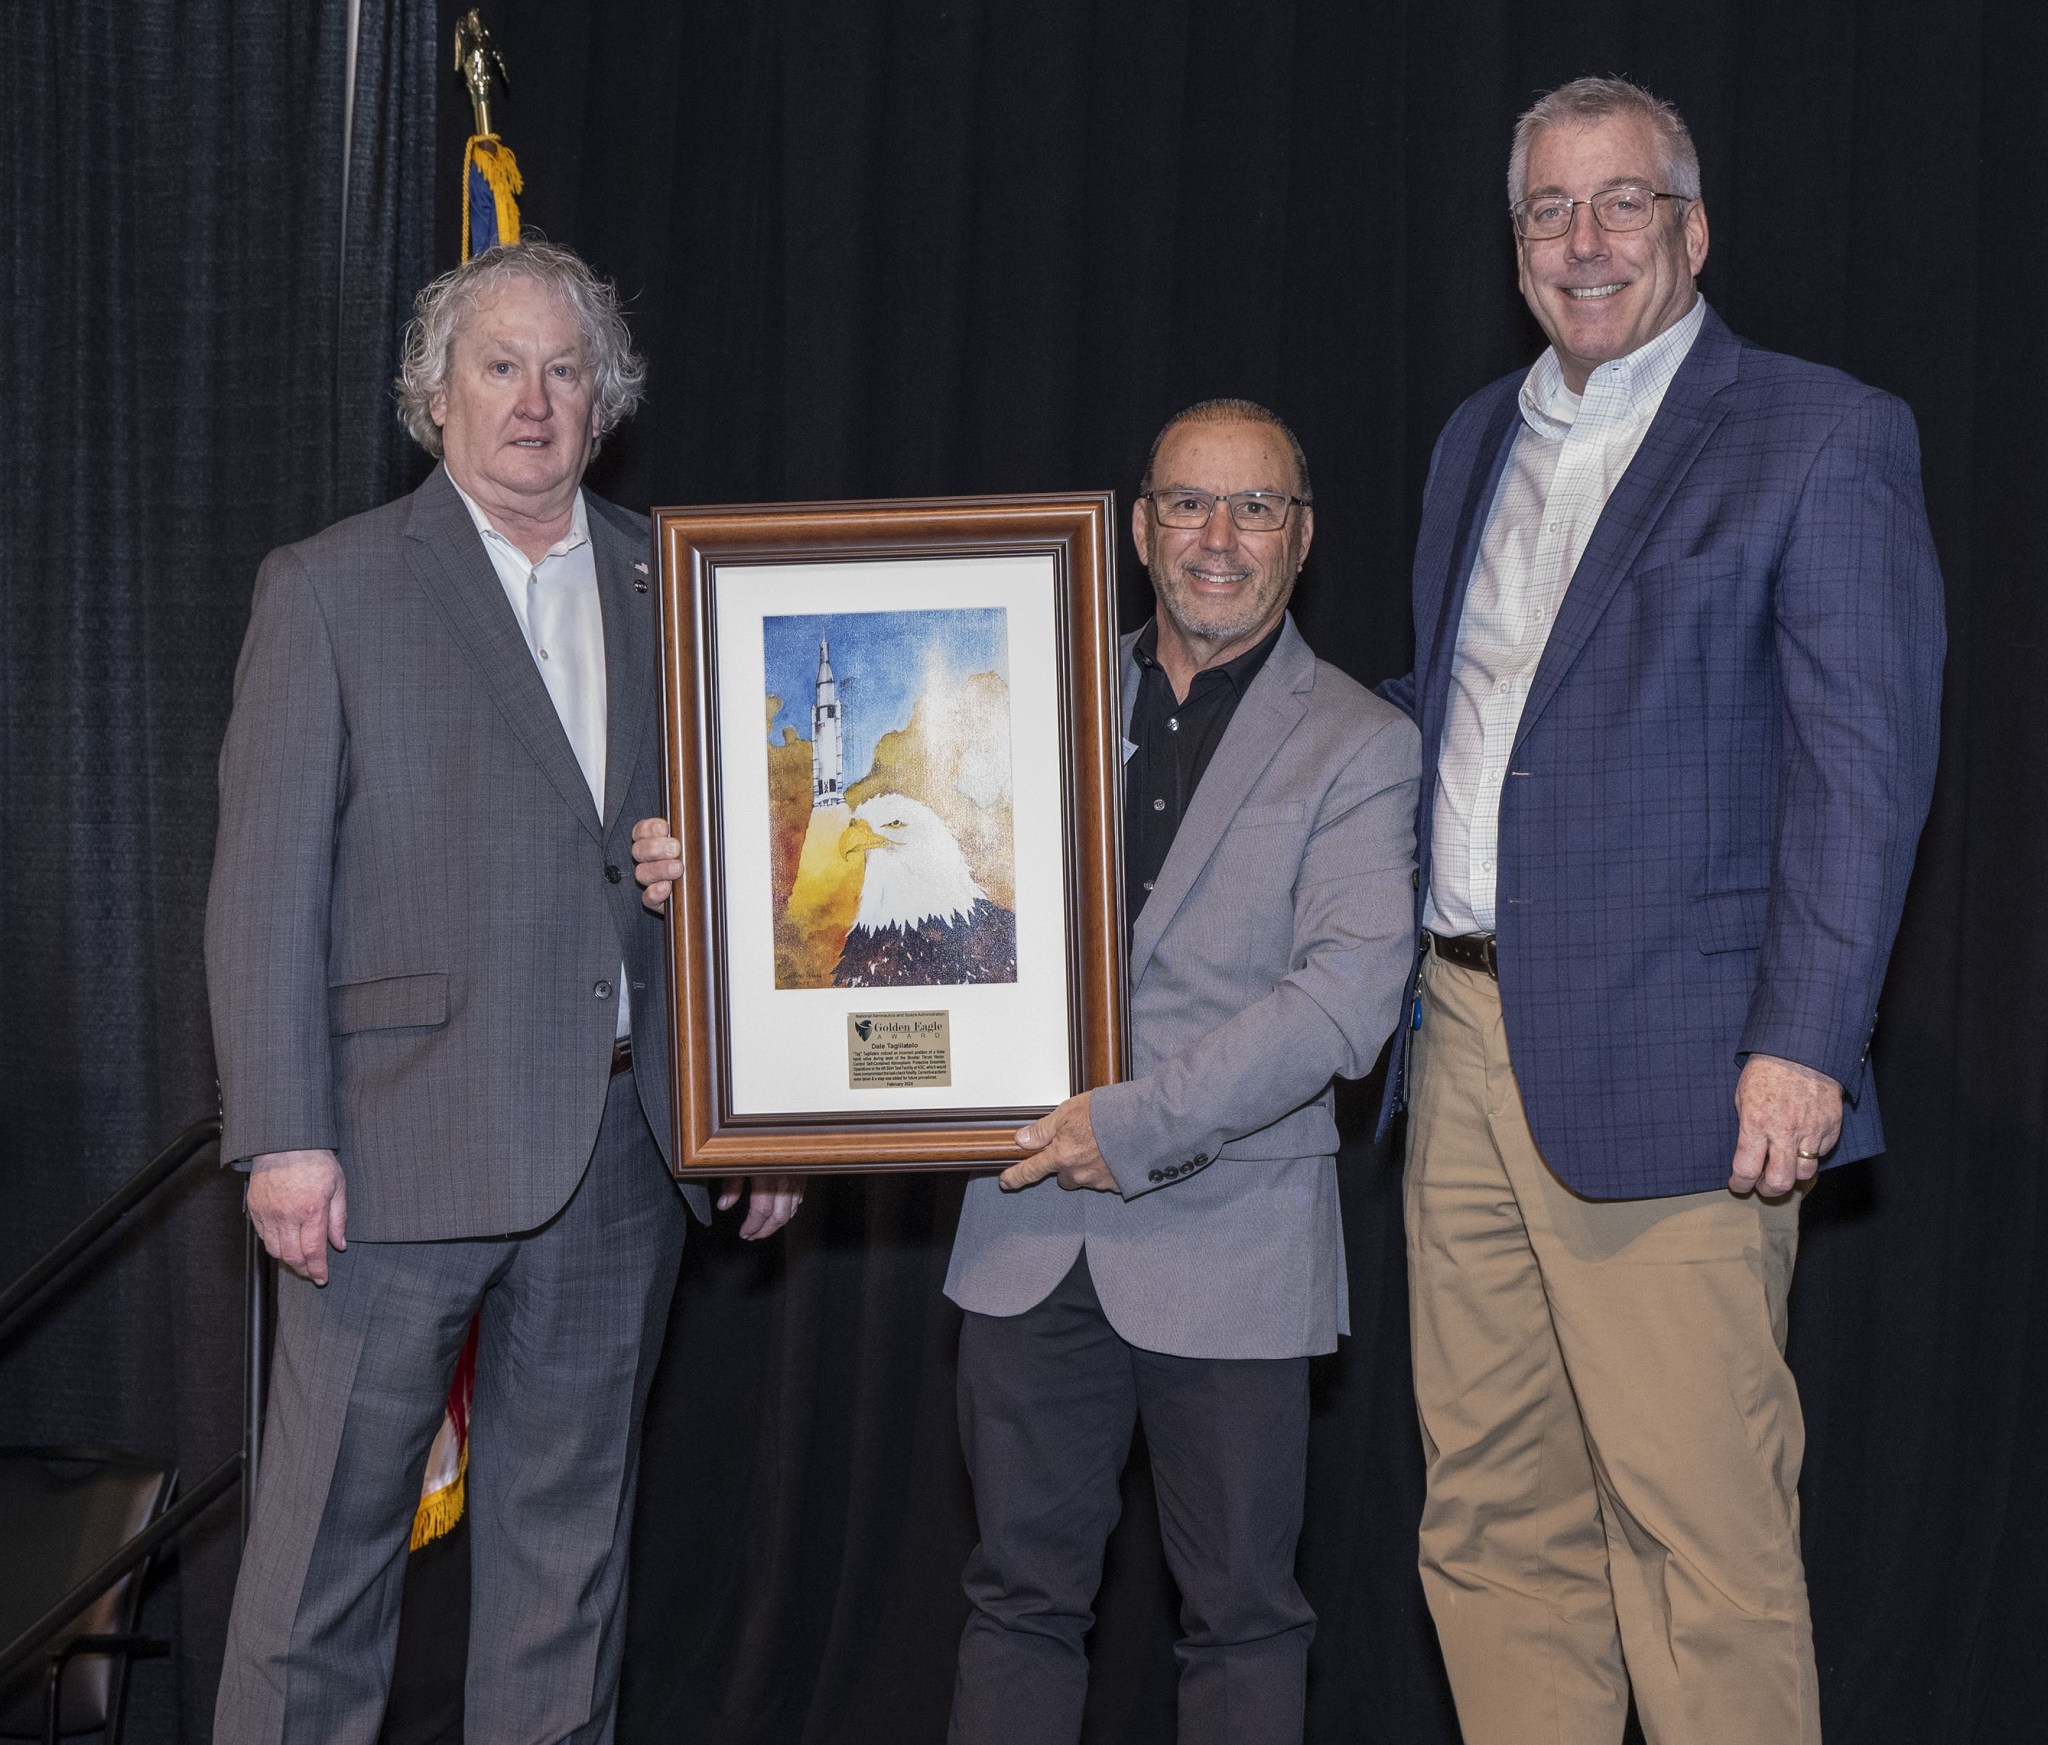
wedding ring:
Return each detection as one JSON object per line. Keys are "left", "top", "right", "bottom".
{"left": 1795, "top": 1147, "right": 1821, "bottom": 1160}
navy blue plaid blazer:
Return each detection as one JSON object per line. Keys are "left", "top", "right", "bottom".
{"left": 1379, "top": 306, "right": 1945, "bottom": 1199}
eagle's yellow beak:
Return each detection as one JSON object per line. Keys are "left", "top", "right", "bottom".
{"left": 838, "top": 817, "right": 891, "bottom": 859}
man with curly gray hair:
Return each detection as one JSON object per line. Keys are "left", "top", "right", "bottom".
{"left": 207, "top": 239, "right": 800, "bottom": 1744}
{"left": 393, "top": 237, "right": 648, "bottom": 459}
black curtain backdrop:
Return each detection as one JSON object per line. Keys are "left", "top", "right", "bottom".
{"left": 5, "top": 2, "right": 2045, "bottom": 1741}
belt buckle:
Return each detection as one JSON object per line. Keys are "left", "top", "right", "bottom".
{"left": 1425, "top": 929, "right": 1497, "bottom": 979}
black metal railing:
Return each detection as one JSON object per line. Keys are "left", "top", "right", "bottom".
{"left": 0, "top": 1115, "right": 271, "bottom": 1697}
{"left": 0, "top": 1119, "right": 225, "bottom": 1333}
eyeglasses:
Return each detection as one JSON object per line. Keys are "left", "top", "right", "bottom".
{"left": 1510, "top": 186, "right": 1689, "bottom": 240}
{"left": 1144, "top": 489, "right": 1308, "bottom": 532}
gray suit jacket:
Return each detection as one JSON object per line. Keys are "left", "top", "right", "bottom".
{"left": 205, "top": 465, "right": 708, "bottom": 1239}
{"left": 944, "top": 615, "right": 1420, "bottom": 1358}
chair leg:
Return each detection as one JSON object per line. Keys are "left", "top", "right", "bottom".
{"left": 104, "top": 1639, "right": 127, "bottom": 1745}
{"left": 41, "top": 1635, "right": 166, "bottom": 1745}
{"left": 42, "top": 1647, "right": 63, "bottom": 1745}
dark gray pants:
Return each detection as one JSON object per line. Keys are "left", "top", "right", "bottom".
{"left": 949, "top": 1252, "right": 1313, "bottom": 1745}
{"left": 214, "top": 1068, "right": 686, "bottom": 1745}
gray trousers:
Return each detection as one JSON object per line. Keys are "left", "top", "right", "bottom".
{"left": 214, "top": 1067, "right": 687, "bottom": 1745}
{"left": 949, "top": 1252, "right": 1314, "bottom": 1745}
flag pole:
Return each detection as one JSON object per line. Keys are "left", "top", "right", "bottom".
{"left": 455, "top": 8, "right": 521, "bottom": 260}
{"left": 406, "top": 14, "right": 519, "bottom": 1555}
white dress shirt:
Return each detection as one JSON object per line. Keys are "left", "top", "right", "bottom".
{"left": 453, "top": 482, "right": 629, "bottom": 1039}
{"left": 1426, "top": 296, "right": 1706, "bottom": 937}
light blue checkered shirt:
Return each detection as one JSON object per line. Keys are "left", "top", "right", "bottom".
{"left": 1427, "top": 296, "right": 1706, "bottom": 936}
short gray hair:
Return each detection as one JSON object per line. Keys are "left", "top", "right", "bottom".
{"left": 1508, "top": 76, "right": 1702, "bottom": 208}
{"left": 1140, "top": 398, "right": 1312, "bottom": 502}
{"left": 395, "top": 237, "right": 647, "bottom": 457}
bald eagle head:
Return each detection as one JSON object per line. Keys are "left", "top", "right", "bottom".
{"left": 837, "top": 793, "right": 990, "bottom": 932}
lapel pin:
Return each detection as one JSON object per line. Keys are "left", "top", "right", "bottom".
{"left": 632, "top": 561, "right": 649, "bottom": 594}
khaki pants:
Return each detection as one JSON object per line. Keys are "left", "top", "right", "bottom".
{"left": 1405, "top": 953, "right": 1820, "bottom": 1745}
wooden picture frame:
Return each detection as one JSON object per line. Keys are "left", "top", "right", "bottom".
{"left": 653, "top": 493, "right": 1128, "bottom": 1174}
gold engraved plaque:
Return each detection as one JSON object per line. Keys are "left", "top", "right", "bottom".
{"left": 847, "top": 1011, "right": 953, "bottom": 1089}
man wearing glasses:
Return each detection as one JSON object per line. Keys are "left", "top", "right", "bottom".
{"left": 1380, "top": 77, "right": 1944, "bottom": 1740}
{"left": 942, "top": 399, "right": 1419, "bottom": 1743}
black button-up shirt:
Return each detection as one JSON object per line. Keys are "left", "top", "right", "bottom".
{"left": 1124, "top": 616, "right": 1283, "bottom": 926}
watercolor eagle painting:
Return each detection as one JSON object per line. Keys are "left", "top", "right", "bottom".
{"left": 761, "top": 608, "right": 1018, "bottom": 991}
{"left": 832, "top": 794, "right": 1017, "bottom": 986}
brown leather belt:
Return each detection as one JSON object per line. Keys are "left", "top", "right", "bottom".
{"left": 1424, "top": 929, "right": 1498, "bottom": 979}
{"left": 610, "top": 1038, "right": 634, "bottom": 1076}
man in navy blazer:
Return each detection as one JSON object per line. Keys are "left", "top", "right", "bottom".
{"left": 1380, "top": 78, "right": 1944, "bottom": 1742}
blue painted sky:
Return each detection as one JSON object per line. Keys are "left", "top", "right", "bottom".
{"left": 763, "top": 607, "right": 1009, "bottom": 784}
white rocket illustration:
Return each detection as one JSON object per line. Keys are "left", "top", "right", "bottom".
{"left": 811, "top": 638, "right": 844, "bottom": 807}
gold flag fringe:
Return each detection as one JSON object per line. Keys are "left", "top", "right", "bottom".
{"left": 409, "top": 1443, "right": 469, "bottom": 1550}
{"left": 461, "top": 135, "right": 525, "bottom": 261}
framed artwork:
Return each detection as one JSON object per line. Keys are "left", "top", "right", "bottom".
{"left": 652, "top": 494, "right": 1128, "bottom": 1174}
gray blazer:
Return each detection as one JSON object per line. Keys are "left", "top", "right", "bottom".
{"left": 944, "top": 616, "right": 1420, "bottom": 1359}
{"left": 205, "top": 465, "right": 708, "bottom": 1240}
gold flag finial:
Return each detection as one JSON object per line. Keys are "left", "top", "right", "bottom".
{"left": 454, "top": 8, "right": 510, "bottom": 137}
